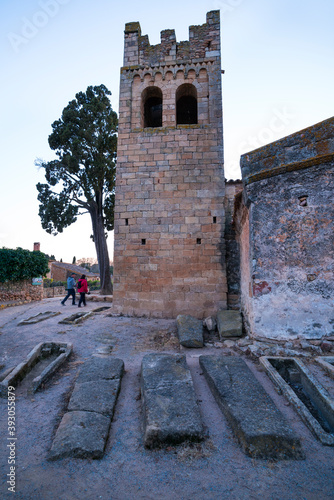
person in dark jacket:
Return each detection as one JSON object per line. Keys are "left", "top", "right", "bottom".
{"left": 77, "top": 274, "right": 88, "bottom": 307}
{"left": 61, "top": 273, "right": 77, "bottom": 305}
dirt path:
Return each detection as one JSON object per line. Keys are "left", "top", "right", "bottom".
{"left": 0, "top": 298, "right": 333, "bottom": 499}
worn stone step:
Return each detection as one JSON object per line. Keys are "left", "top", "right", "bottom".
{"left": 199, "top": 355, "right": 305, "bottom": 459}
{"left": 141, "top": 353, "right": 204, "bottom": 448}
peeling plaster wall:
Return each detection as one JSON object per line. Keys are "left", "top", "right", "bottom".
{"left": 238, "top": 117, "right": 334, "bottom": 340}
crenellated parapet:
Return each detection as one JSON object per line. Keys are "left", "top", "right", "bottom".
{"left": 123, "top": 10, "right": 220, "bottom": 68}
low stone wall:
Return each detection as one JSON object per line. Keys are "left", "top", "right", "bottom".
{"left": 0, "top": 279, "right": 44, "bottom": 303}
{"left": 43, "top": 286, "right": 65, "bottom": 299}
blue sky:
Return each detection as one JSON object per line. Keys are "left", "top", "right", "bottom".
{"left": 1, "top": 0, "right": 333, "bottom": 263}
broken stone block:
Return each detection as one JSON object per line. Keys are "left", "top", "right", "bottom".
{"left": 176, "top": 314, "right": 204, "bottom": 348}
{"left": 68, "top": 380, "right": 121, "bottom": 417}
{"left": 203, "top": 316, "right": 217, "bottom": 333}
{"left": 141, "top": 353, "right": 204, "bottom": 448}
{"left": 217, "top": 310, "right": 242, "bottom": 339}
{"left": 48, "top": 411, "right": 111, "bottom": 460}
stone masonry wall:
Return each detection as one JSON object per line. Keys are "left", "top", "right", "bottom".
{"left": 113, "top": 11, "right": 226, "bottom": 318}
{"left": 0, "top": 279, "right": 44, "bottom": 303}
{"left": 237, "top": 117, "right": 334, "bottom": 340}
{"left": 224, "top": 180, "right": 243, "bottom": 309}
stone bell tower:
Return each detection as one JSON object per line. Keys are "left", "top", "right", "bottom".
{"left": 113, "top": 10, "right": 227, "bottom": 318}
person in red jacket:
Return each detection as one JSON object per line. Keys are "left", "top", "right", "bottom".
{"left": 77, "top": 274, "right": 88, "bottom": 307}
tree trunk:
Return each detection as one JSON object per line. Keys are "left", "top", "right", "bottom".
{"left": 90, "top": 206, "right": 113, "bottom": 295}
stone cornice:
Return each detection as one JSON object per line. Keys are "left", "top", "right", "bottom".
{"left": 244, "top": 153, "right": 334, "bottom": 186}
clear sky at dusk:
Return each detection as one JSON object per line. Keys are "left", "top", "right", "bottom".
{"left": 1, "top": 0, "right": 333, "bottom": 263}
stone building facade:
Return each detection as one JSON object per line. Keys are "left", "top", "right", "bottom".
{"left": 113, "top": 11, "right": 227, "bottom": 318}
{"left": 112, "top": 10, "right": 334, "bottom": 341}
{"left": 235, "top": 117, "right": 334, "bottom": 340}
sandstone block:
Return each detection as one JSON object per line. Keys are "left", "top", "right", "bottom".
{"left": 176, "top": 314, "right": 204, "bottom": 348}
{"left": 217, "top": 310, "right": 243, "bottom": 338}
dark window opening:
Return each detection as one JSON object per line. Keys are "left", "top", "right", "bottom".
{"left": 213, "top": 216, "right": 217, "bottom": 224}
{"left": 144, "top": 97, "right": 162, "bottom": 127}
{"left": 197, "top": 238, "right": 202, "bottom": 245}
{"left": 142, "top": 87, "right": 163, "bottom": 128}
{"left": 125, "top": 218, "right": 129, "bottom": 226}
{"left": 176, "top": 84, "right": 198, "bottom": 125}
{"left": 141, "top": 239, "right": 146, "bottom": 245}
{"left": 177, "top": 96, "right": 197, "bottom": 125}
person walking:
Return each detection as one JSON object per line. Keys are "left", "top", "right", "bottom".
{"left": 77, "top": 274, "right": 88, "bottom": 307}
{"left": 61, "top": 273, "right": 77, "bottom": 305}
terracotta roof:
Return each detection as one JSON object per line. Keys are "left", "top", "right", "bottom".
{"left": 50, "top": 262, "right": 100, "bottom": 278}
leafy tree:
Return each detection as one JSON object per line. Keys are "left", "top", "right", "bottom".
{"left": 0, "top": 247, "right": 49, "bottom": 283}
{"left": 72, "top": 256, "right": 76, "bottom": 264}
{"left": 36, "top": 85, "right": 117, "bottom": 294}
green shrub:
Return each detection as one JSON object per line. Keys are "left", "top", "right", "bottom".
{"left": 0, "top": 247, "right": 49, "bottom": 283}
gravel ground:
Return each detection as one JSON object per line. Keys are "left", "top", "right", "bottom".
{"left": 0, "top": 298, "right": 334, "bottom": 500}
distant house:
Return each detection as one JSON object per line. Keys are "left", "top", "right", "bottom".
{"left": 47, "top": 261, "right": 100, "bottom": 282}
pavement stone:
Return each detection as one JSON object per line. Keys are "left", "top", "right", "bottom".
{"left": 199, "top": 355, "right": 305, "bottom": 459}
{"left": 141, "top": 353, "right": 204, "bottom": 448}
{"left": 48, "top": 410, "right": 111, "bottom": 460}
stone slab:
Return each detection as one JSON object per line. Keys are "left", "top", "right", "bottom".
{"left": 217, "top": 310, "right": 242, "bottom": 338}
{"left": 260, "top": 356, "right": 334, "bottom": 446}
{"left": 18, "top": 311, "right": 61, "bottom": 325}
{"left": 199, "top": 355, "right": 304, "bottom": 459}
{"left": 141, "top": 353, "right": 204, "bottom": 448}
{"left": 48, "top": 410, "right": 111, "bottom": 460}
{"left": 59, "top": 311, "right": 92, "bottom": 325}
{"left": 76, "top": 357, "right": 124, "bottom": 383}
{"left": 176, "top": 314, "right": 204, "bottom": 348}
{"left": 32, "top": 343, "right": 73, "bottom": 392}
{"left": 0, "top": 342, "right": 72, "bottom": 397}
{"left": 68, "top": 379, "right": 121, "bottom": 417}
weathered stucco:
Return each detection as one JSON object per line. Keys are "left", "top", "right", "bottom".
{"left": 237, "top": 117, "right": 334, "bottom": 340}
